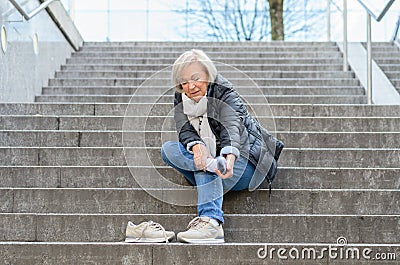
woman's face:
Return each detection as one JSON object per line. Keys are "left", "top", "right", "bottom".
{"left": 180, "top": 62, "right": 209, "bottom": 102}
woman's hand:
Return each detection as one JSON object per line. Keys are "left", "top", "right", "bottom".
{"left": 216, "top": 154, "right": 236, "bottom": 179}
{"left": 192, "top": 144, "right": 209, "bottom": 171}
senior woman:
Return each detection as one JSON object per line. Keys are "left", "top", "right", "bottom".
{"left": 161, "top": 49, "right": 284, "bottom": 243}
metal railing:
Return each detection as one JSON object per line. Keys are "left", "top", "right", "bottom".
{"left": 330, "top": 0, "right": 396, "bottom": 104}
{"left": 356, "top": 0, "right": 396, "bottom": 104}
{"left": 326, "top": 0, "right": 348, "bottom": 72}
{"left": 391, "top": 15, "right": 400, "bottom": 43}
{"left": 8, "top": 0, "right": 58, "bottom": 20}
{"left": 342, "top": 0, "right": 348, "bottom": 72}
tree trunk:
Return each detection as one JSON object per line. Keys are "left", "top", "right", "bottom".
{"left": 268, "top": 0, "right": 284, "bottom": 40}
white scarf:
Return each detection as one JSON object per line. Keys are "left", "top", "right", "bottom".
{"left": 182, "top": 93, "right": 216, "bottom": 157}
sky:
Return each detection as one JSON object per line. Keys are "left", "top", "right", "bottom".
{"left": 60, "top": 0, "right": 400, "bottom": 42}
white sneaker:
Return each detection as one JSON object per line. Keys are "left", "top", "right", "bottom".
{"left": 177, "top": 216, "right": 224, "bottom": 243}
{"left": 125, "top": 220, "right": 175, "bottom": 243}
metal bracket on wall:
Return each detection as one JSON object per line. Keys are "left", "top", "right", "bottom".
{"left": 8, "top": 0, "right": 58, "bottom": 21}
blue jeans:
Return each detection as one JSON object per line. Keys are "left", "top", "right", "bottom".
{"left": 161, "top": 141, "right": 263, "bottom": 223}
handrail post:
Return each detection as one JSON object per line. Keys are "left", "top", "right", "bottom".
{"left": 343, "top": 0, "right": 348, "bottom": 71}
{"left": 327, "top": 0, "right": 331, "bottom": 41}
{"left": 367, "top": 13, "right": 372, "bottom": 104}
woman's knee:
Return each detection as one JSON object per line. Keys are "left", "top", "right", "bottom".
{"left": 161, "top": 141, "right": 180, "bottom": 163}
{"left": 162, "top": 140, "right": 178, "bottom": 152}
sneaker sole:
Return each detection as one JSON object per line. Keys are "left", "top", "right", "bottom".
{"left": 125, "top": 236, "right": 174, "bottom": 243}
{"left": 177, "top": 236, "right": 225, "bottom": 244}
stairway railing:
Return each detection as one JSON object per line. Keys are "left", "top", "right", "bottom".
{"left": 326, "top": 0, "right": 397, "bottom": 104}
{"left": 391, "top": 15, "right": 400, "bottom": 44}
{"left": 355, "top": 0, "right": 396, "bottom": 104}
{"left": 8, "top": 0, "right": 58, "bottom": 20}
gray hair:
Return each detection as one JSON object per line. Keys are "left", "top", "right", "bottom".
{"left": 171, "top": 49, "right": 217, "bottom": 93}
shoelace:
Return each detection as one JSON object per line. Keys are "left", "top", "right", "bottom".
{"left": 140, "top": 221, "right": 169, "bottom": 243}
{"left": 187, "top": 217, "right": 208, "bottom": 231}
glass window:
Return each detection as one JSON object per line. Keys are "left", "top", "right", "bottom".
{"left": 75, "top": 0, "right": 108, "bottom": 11}
{"left": 75, "top": 12, "right": 108, "bottom": 41}
{"left": 67, "top": 0, "right": 400, "bottom": 41}
{"left": 150, "top": 0, "right": 183, "bottom": 11}
{"left": 109, "top": 12, "right": 148, "bottom": 41}
{"left": 109, "top": 0, "right": 148, "bottom": 11}
{"left": 148, "top": 11, "right": 186, "bottom": 41}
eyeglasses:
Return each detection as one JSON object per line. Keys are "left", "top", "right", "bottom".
{"left": 180, "top": 76, "right": 206, "bottom": 88}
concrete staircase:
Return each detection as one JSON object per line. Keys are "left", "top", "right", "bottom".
{"left": 1, "top": 42, "right": 399, "bottom": 264}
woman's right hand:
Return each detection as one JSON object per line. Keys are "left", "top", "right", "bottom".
{"left": 192, "top": 144, "right": 209, "bottom": 171}
{"left": 216, "top": 154, "right": 236, "bottom": 179}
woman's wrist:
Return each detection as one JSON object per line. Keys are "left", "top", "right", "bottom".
{"left": 192, "top": 143, "right": 205, "bottom": 153}
{"left": 225, "top": 154, "right": 236, "bottom": 169}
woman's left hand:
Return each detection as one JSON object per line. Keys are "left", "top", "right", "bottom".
{"left": 216, "top": 154, "right": 236, "bottom": 179}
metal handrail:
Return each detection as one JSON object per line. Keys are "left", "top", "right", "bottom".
{"left": 343, "top": 0, "right": 348, "bottom": 72}
{"left": 391, "top": 15, "right": 400, "bottom": 42}
{"left": 357, "top": 0, "right": 396, "bottom": 22}
{"left": 356, "top": 0, "right": 396, "bottom": 104}
{"left": 8, "top": 0, "right": 58, "bottom": 20}
{"left": 327, "top": 0, "right": 397, "bottom": 104}
{"left": 326, "top": 0, "right": 348, "bottom": 71}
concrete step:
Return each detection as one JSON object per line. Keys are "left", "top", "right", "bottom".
{"left": 41, "top": 85, "right": 364, "bottom": 96}
{"left": 372, "top": 52, "right": 400, "bottom": 58}
{"left": 370, "top": 44, "right": 395, "bottom": 48}
{"left": 71, "top": 51, "right": 342, "bottom": 59}
{"left": 374, "top": 58, "right": 400, "bottom": 64}
{"left": 1, "top": 147, "right": 400, "bottom": 168}
{"left": 55, "top": 70, "right": 355, "bottom": 79}
{"left": 80, "top": 45, "right": 341, "bottom": 53}
{"left": 66, "top": 57, "right": 345, "bottom": 65}
{"left": 386, "top": 79, "right": 400, "bottom": 88}
{"left": 370, "top": 41, "right": 396, "bottom": 46}
{"left": 1, "top": 213, "right": 397, "bottom": 244}
{"left": 1, "top": 131, "right": 399, "bottom": 149}
{"left": 79, "top": 43, "right": 339, "bottom": 50}
{"left": 1, "top": 242, "right": 399, "bottom": 265}
{"left": 1, "top": 188, "right": 399, "bottom": 214}
{"left": 2, "top": 116, "right": 400, "bottom": 132}
{"left": 2, "top": 103, "right": 400, "bottom": 117}
{"left": 371, "top": 48, "right": 398, "bottom": 54}
{"left": 80, "top": 44, "right": 341, "bottom": 51}
{"left": 47, "top": 77, "right": 360, "bottom": 87}
{"left": 61, "top": 63, "right": 346, "bottom": 72}
{"left": 35, "top": 95, "right": 367, "bottom": 104}
{"left": 380, "top": 71, "right": 400, "bottom": 80}
{"left": 82, "top": 41, "right": 338, "bottom": 47}
{"left": 1, "top": 166, "right": 398, "bottom": 189}
{"left": 374, "top": 47, "right": 399, "bottom": 51}
{"left": 372, "top": 65, "right": 400, "bottom": 73}
{"left": 74, "top": 49, "right": 342, "bottom": 55}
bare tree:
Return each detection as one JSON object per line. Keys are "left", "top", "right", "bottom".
{"left": 268, "top": 0, "right": 284, "bottom": 40}
{"left": 283, "top": 0, "right": 327, "bottom": 41}
{"left": 178, "top": 0, "right": 270, "bottom": 41}
{"left": 172, "top": 0, "right": 326, "bottom": 41}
